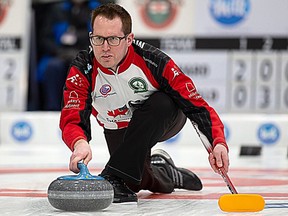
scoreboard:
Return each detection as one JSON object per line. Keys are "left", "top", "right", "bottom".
{"left": 155, "top": 37, "right": 288, "bottom": 114}
{"left": 119, "top": 0, "right": 288, "bottom": 114}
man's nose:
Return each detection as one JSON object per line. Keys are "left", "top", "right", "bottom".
{"left": 102, "top": 40, "right": 110, "bottom": 51}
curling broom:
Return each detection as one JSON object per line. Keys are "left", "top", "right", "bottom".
{"left": 192, "top": 122, "right": 265, "bottom": 212}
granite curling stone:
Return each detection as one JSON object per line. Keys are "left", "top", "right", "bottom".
{"left": 48, "top": 163, "right": 114, "bottom": 211}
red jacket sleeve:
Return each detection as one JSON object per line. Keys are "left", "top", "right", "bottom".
{"left": 59, "top": 66, "right": 92, "bottom": 151}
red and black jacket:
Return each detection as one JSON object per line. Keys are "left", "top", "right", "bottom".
{"left": 60, "top": 40, "right": 227, "bottom": 151}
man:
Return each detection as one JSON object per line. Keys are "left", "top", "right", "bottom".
{"left": 60, "top": 3, "right": 229, "bottom": 203}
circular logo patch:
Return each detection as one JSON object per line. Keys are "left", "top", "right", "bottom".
{"left": 128, "top": 77, "right": 148, "bottom": 93}
{"left": 257, "top": 123, "right": 280, "bottom": 145}
{"left": 100, "top": 84, "right": 112, "bottom": 95}
{"left": 210, "top": 0, "right": 250, "bottom": 26}
{"left": 139, "top": 0, "right": 179, "bottom": 29}
{"left": 11, "top": 121, "right": 33, "bottom": 142}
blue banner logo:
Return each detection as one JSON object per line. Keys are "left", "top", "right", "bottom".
{"left": 11, "top": 121, "right": 33, "bottom": 142}
{"left": 210, "top": 0, "right": 250, "bottom": 26}
{"left": 257, "top": 123, "right": 280, "bottom": 145}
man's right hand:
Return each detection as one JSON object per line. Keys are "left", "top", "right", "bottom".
{"left": 69, "top": 139, "right": 92, "bottom": 173}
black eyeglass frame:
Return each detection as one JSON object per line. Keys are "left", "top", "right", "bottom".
{"left": 89, "top": 33, "right": 128, "bottom": 46}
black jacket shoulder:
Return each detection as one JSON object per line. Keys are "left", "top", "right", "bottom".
{"left": 70, "top": 47, "right": 94, "bottom": 77}
{"left": 132, "top": 39, "right": 171, "bottom": 76}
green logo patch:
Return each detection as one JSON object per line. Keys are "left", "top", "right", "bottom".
{"left": 128, "top": 77, "right": 148, "bottom": 93}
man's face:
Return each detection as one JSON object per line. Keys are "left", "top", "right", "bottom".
{"left": 91, "top": 15, "right": 133, "bottom": 71}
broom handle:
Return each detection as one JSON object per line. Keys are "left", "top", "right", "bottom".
{"left": 192, "top": 122, "right": 238, "bottom": 194}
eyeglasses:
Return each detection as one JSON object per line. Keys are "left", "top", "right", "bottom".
{"left": 89, "top": 34, "right": 127, "bottom": 46}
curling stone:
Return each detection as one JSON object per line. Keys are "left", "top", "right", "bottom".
{"left": 48, "top": 163, "right": 114, "bottom": 211}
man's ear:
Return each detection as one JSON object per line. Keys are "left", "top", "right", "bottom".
{"left": 127, "top": 33, "right": 134, "bottom": 46}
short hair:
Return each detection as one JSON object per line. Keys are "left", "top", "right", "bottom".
{"left": 91, "top": 3, "right": 132, "bottom": 35}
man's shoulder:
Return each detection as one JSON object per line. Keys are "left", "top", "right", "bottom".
{"left": 132, "top": 39, "right": 171, "bottom": 70}
{"left": 132, "top": 39, "right": 168, "bottom": 58}
{"left": 71, "top": 47, "right": 94, "bottom": 75}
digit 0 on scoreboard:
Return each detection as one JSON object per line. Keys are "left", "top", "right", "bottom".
{"left": 254, "top": 53, "right": 278, "bottom": 113}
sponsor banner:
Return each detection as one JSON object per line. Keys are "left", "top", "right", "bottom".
{"left": 0, "top": 113, "right": 287, "bottom": 149}
{"left": 0, "top": 112, "right": 107, "bottom": 147}
{"left": 0, "top": 112, "right": 63, "bottom": 146}
{"left": 220, "top": 114, "right": 288, "bottom": 147}
{"left": 0, "top": 0, "right": 30, "bottom": 111}
{"left": 195, "top": 0, "right": 288, "bottom": 36}
{"left": 160, "top": 114, "right": 288, "bottom": 148}
{"left": 118, "top": 0, "right": 288, "bottom": 37}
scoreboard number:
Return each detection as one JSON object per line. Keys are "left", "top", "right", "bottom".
{"left": 230, "top": 52, "right": 253, "bottom": 112}
{"left": 254, "top": 53, "right": 278, "bottom": 112}
{"left": 0, "top": 55, "right": 20, "bottom": 109}
{"left": 2, "top": 57, "right": 16, "bottom": 80}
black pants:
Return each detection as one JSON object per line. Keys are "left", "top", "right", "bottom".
{"left": 101, "top": 91, "right": 187, "bottom": 193}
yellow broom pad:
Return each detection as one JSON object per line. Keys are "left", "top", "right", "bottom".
{"left": 218, "top": 194, "right": 265, "bottom": 212}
